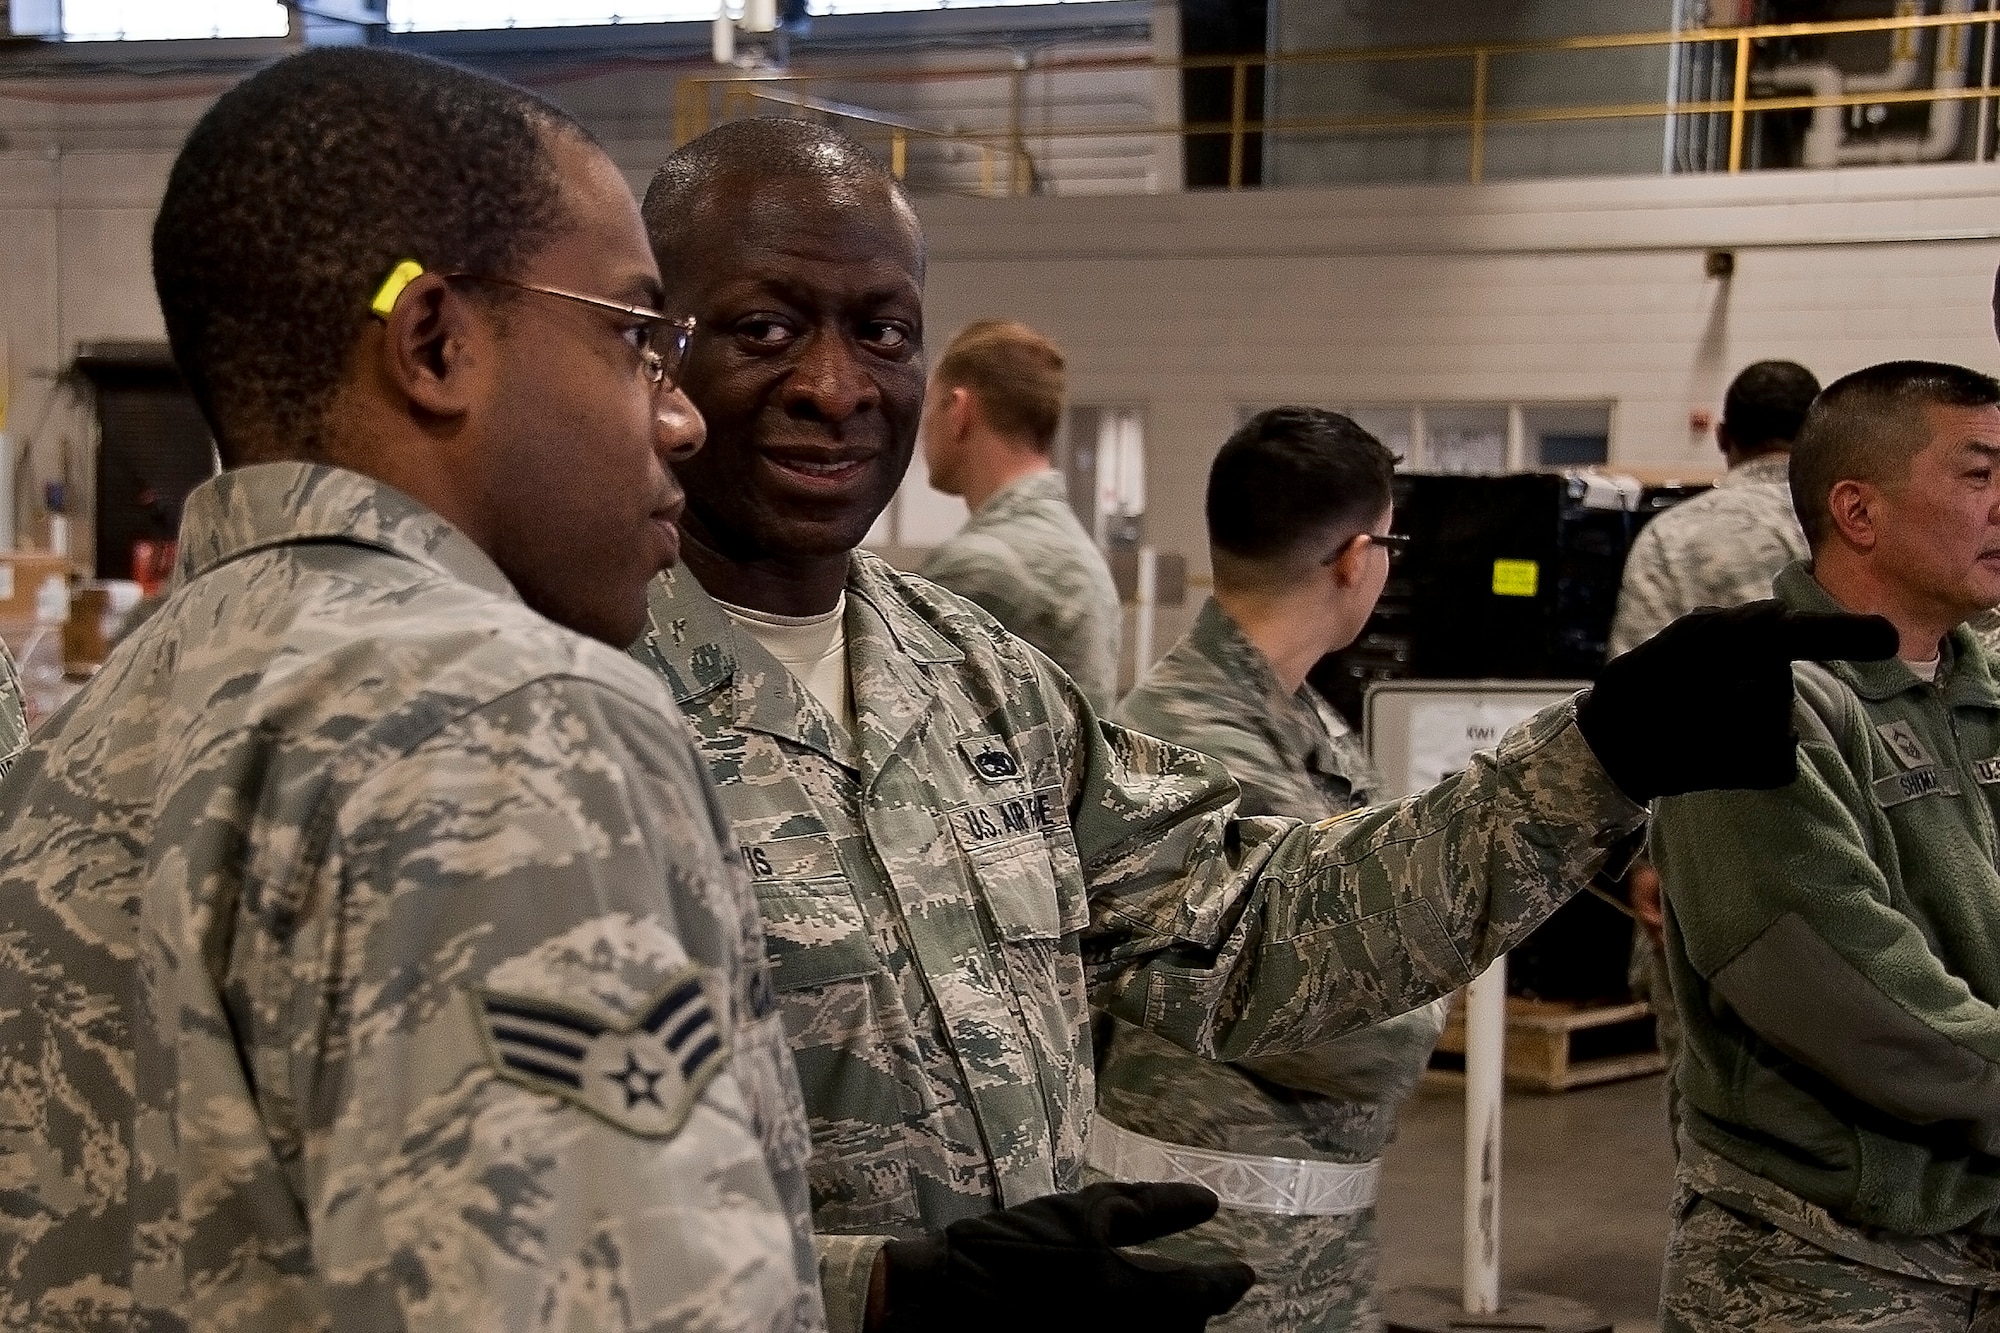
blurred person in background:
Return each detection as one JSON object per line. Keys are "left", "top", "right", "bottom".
{"left": 919, "top": 319, "right": 1122, "bottom": 712}
{"left": 1097, "top": 407, "right": 1448, "bottom": 1333}
{"left": 1607, "top": 357, "right": 1820, "bottom": 1142}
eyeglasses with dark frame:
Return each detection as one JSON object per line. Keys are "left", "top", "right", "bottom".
{"left": 444, "top": 272, "right": 696, "bottom": 390}
{"left": 1321, "top": 530, "right": 1411, "bottom": 565}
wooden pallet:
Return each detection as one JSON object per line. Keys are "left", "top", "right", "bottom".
{"left": 1430, "top": 996, "right": 1665, "bottom": 1093}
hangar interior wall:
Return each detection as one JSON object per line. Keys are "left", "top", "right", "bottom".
{"left": 2, "top": 122, "right": 1997, "bottom": 665}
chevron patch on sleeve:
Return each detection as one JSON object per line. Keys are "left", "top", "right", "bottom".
{"left": 468, "top": 966, "right": 729, "bottom": 1138}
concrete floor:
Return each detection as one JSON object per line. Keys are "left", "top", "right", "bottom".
{"left": 1377, "top": 1072, "right": 1676, "bottom": 1333}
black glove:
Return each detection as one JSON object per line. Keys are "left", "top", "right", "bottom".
{"left": 876, "top": 1181, "right": 1255, "bottom": 1333}
{"left": 1577, "top": 599, "right": 1896, "bottom": 804}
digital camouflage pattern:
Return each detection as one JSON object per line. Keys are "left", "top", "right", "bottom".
{"left": 0, "top": 637, "right": 24, "bottom": 779}
{"left": 1661, "top": 1140, "right": 2000, "bottom": 1331}
{"left": 919, "top": 468, "right": 1123, "bottom": 713}
{"left": 1662, "top": 1183, "right": 2000, "bottom": 1331}
{"left": 1971, "top": 607, "right": 2000, "bottom": 658}
{"left": 1105, "top": 596, "right": 1447, "bottom": 1332}
{"left": 1076, "top": 1171, "right": 1391, "bottom": 1333}
{"left": 0, "top": 462, "right": 823, "bottom": 1333}
{"left": 1607, "top": 453, "right": 1806, "bottom": 658}
{"left": 636, "top": 553, "right": 1646, "bottom": 1331}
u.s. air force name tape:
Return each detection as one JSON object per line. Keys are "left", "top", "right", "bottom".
{"left": 469, "top": 966, "right": 727, "bottom": 1138}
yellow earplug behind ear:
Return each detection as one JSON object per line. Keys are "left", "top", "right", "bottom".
{"left": 369, "top": 260, "right": 425, "bottom": 319}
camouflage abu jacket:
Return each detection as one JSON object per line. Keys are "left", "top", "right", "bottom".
{"left": 1608, "top": 452, "right": 1806, "bottom": 657}
{"left": 0, "top": 462, "right": 823, "bottom": 1333}
{"left": 0, "top": 638, "right": 23, "bottom": 779}
{"left": 1105, "top": 596, "right": 1447, "bottom": 1165}
{"left": 919, "top": 468, "right": 1123, "bottom": 713}
{"left": 636, "top": 553, "right": 1645, "bottom": 1331}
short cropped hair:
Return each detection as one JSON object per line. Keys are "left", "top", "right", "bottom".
{"left": 1207, "top": 407, "right": 1397, "bottom": 583}
{"left": 1791, "top": 360, "right": 2000, "bottom": 549}
{"left": 642, "top": 117, "right": 918, "bottom": 278}
{"left": 1723, "top": 360, "right": 1820, "bottom": 454}
{"left": 153, "top": 47, "right": 585, "bottom": 464}
{"left": 932, "top": 321, "right": 1066, "bottom": 452}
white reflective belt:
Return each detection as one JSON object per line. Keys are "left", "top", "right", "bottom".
{"left": 1084, "top": 1118, "right": 1380, "bottom": 1217}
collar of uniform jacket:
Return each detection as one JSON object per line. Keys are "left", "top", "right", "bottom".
{"left": 1774, "top": 559, "right": 2000, "bottom": 709}
{"left": 1716, "top": 452, "right": 1792, "bottom": 490}
{"left": 1186, "top": 595, "right": 1348, "bottom": 778}
{"left": 173, "top": 460, "right": 519, "bottom": 604}
{"left": 641, "top": 554, "right": 969, "bottom": 773}
{"left": 966, "top": 468, "right": 1070, "bottom": 529}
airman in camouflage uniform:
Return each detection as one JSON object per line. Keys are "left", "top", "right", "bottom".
{"left": 1101, "top": 595, "right": 1448, "bottom": 1333}
{"left": 0, "top": 465, "right": 822, "bottom": 1331}
{"left": 921, "top": 469, "right": 1122, "bottom": 712}
{"left": 637, "top": 552, "right": 1635, "bottom": 1330}
{"left": 918, "top": 320, "right": 1122, "bottom": 712}
{"left": 1607, "top": 360, "right": 1820, "bottom": 1145}
{"left": 0, "top": 48, "right": 823, "bottom": 1331}
{"left": 636, "top": 120, "right": 1888, "bottom": 1333}
{"left": 0, "top": 640, "right": 25, "bottom": 778}
{"left": 1608, "top": 453, "right": 1808, "bottom": 656}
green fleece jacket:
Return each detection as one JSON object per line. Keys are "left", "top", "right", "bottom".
{"left": 1654, "top": 561, "right": 2000, "bottom": 1238}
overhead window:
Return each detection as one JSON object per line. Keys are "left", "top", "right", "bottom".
{"left": 61, "top": 0, "right": 288, "bottom": 40}
{"left": 386, "top": 0, "right": 1120, "bottom": 32}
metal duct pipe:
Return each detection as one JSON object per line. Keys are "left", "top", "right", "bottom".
{"left": 1762, "top": 0, "right": 1974, "bottom": 168}
{"left": 1841, "top": 0, "right": 1974, "bottom": 164}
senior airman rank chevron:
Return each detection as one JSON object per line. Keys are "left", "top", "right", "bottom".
{"left": 469, "top": 966, "right": 727, "bottom": 1138}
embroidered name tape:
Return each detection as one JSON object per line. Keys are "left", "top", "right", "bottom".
{"left": 1975, "top": 757, "right": 2000, "bottom": 785}
{"left": 953, "top": 786, "right": 1065, "bottom": 846}
{"left": 470, "top": 966, "right": 727, "bottom": 1138}
{"left": 1872, "top": 765, "right": 1960, "bottom": 808}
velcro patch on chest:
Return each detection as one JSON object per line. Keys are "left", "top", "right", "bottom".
{"left": 1876, "top": 721, "right": 1938, "bottom": 771}
{"left": 1872, "top": 765, "right": 1961, "bottom": 808}
{"left": 959, "top": 737, "right": 1023, "bottom": 782}
{"left": 469, "top": 967, "right": 727, "bottom": 1139}
{"left": 951, "top": 785, "right": 1067, "bottom": 847}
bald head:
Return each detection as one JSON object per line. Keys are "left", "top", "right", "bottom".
{"left": 643, "top": 118, "right": 922, "bottom": 282}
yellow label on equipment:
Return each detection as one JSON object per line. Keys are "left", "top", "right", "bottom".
{"left": 1491, "top": 559, "right": 1539, "bottom": 598}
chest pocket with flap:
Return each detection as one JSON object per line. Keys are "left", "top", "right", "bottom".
{"left": 746, "top": 831, "right": 879, "bottom": 991}
{"left": 950, "top": 786, "right": 1084, "bottom": 943}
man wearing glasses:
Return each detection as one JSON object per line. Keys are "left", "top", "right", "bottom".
{"left": 0, "top": 49, "right": 824, "bottom": 1331}
{"left": 1099, "top": 407, "right": 1444, "bottom": 1333}
{"left": 630, "top": 116, "right": 1896, "bottom": 1333}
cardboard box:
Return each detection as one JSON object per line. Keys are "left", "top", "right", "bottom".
{"left": 0, "top": 552, "right": 75, "bottom": 658}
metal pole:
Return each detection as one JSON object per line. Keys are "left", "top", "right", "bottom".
{"left": 1009, "top": 50, "right": 1028, "bottom": 197}
{"left": 1228, "top": 58, "right": 1248, "bottom": 189}
{"left": 1135, "top": 546, "right": 1158, "bottom": 679}
{"left": 1462, "top": 959, "right": 1507, "bottom": 1318}
{"left": 891, "top": 127, "right": 908, "bottom": 179}
{"left": 1728, "top": 30, "right": 1751, "bottom": 172}
{"left": 1663, "top": 0, "right": 1688, "bottom": 172}
{"left": 1979, "top": 0, "right": 1998, "bottom": 160}
{"left": 1470, "top": 48, "right": 1490, "bottom": 182}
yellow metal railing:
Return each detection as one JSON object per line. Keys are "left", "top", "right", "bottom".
{"left": 673, "top": 9, "right": 2000, "bottom": 194}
